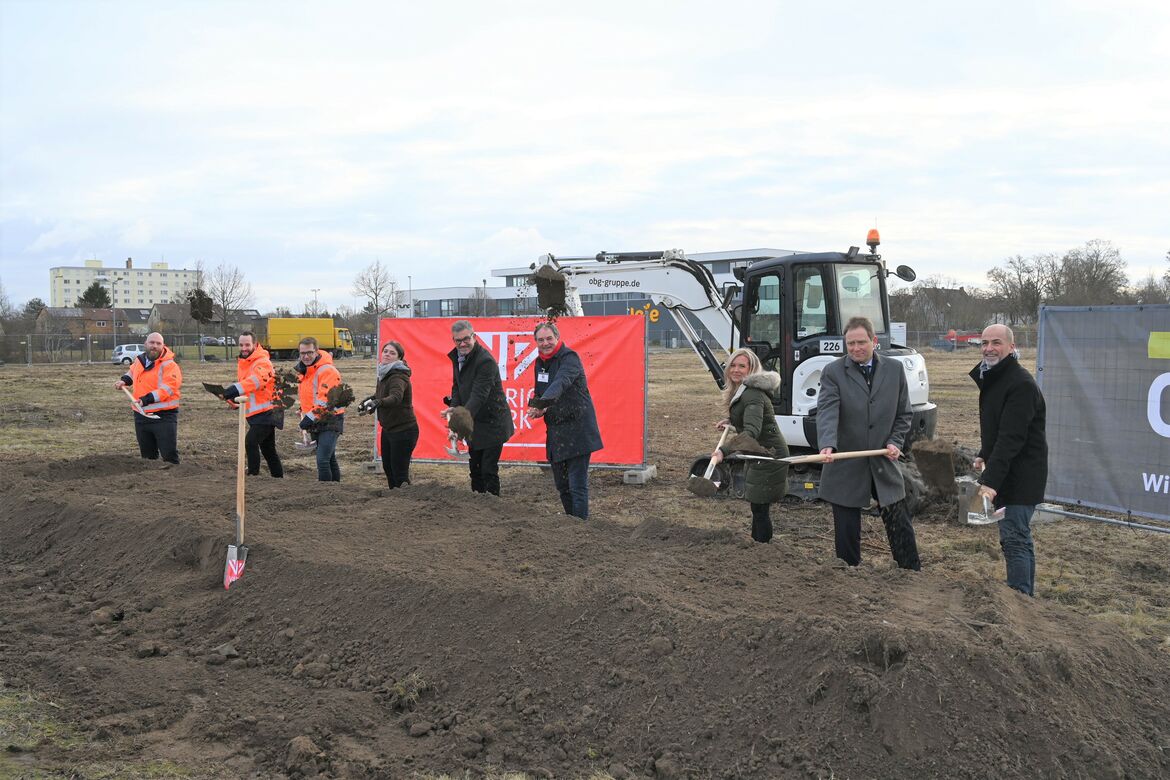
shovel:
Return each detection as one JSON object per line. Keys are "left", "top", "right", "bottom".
{"left": 224, "top": 402, "right": 249, "bottom": 590}
{"left": 444, "top": 432, "right": 470, "bottom": 462}
{"left": 966, "top": 494, "right": 1003, "bottom": 526}
{"left": 779, "top": 448, "right": 890, "bottom": 465}
{"left": 202, "top": 381, "right": 226, "bottom": 399}
{"left": 121, "top": 386, "right": 160, "bottom": 419}
{"left": 687, "top": 425, "right": 734, "bottom": 497}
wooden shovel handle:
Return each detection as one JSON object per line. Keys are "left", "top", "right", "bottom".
{"left": 121, "top": 386, "right": 159, "bottom": 418}
{"left": 703, "top": 425, "right": 734, "bottom": 479}
{"left": 235, "top": 401, "right": 246, "bottom": 545}
{"left": 781, "top": 448, "right": 890, "bottom": 465}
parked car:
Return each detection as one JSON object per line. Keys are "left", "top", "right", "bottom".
{"left": 111, "top": 344, "right": 146, "bottom": 365}
{"left": 200, "top": 336, "right": 227, "bottom": 346}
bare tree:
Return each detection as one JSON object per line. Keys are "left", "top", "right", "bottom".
{"left": 1054, "top": 239, "right": 1128, "bottom": 305}
{"left": 0, "top": 276, "right": 14, "bottom": 319}
{"left": 206, "top": 262, "right": 254, "bottom": 355}
{"left": 1128, "top": 273, "right": 1169, "bottom": 304}
{"left": 352, "top": 260, "right": 399, "bottom": 319}
{"left": 469, "top": 285, "right": 497, "bottom": 317}
{"left": 889, "top": 276, "right": 987, "bottom": 334}
{"left": 986, "top": 255, "right": 1044, "bottom": 325}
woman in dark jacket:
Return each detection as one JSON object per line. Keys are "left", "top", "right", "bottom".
{"left": 373, "top": 340, "right": 418, "bottom": 488}
{"left": 709, "top": 348, "right": 789, "bottom": 542}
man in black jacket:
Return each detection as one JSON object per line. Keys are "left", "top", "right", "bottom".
{"left": 971, "top": 324, "right": 1048, "bottom": 596}
{"left": 443, "top": 320, "right": 514, "bottom": 495}
{"left": 527, "top": 321, "right": 603, "bottom": 519}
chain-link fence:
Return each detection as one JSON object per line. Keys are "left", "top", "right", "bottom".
{"left": 0, "top": 332, "right": 385, "bottom": 365}
{"left": 0, "top": 326, "right": 1040, "bottom": 365}
{"left": 900, "top": 329, "right": 1038, "bottom": 350}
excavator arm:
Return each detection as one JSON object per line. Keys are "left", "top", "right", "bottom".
{"left": 533, "top": 250, "right": 740, "bottom": 388}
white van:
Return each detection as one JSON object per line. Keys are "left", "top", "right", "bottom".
{"left": 111, "top": 344, "right": 146, "bottom": 365}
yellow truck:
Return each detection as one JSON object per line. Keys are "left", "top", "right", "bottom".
{"left": 264, "top": 318, "right": 354, "bottom": 360}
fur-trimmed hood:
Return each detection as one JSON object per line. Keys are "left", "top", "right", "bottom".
{"left": 743, "top": 370, "right": 782, "bottom": 393}
{"left": 727, "top": 369, "right": 782, "bottom": 407}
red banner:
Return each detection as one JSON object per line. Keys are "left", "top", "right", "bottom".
{"left": 375, "top": 316, "right": 646, "bottom": 466}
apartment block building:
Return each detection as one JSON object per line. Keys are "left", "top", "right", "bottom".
{"left": 49, "top": 258, "right": 200, "bottom": 308}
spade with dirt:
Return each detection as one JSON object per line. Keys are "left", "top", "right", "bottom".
{"left": 201, "top": 381, "right": 227, "bottom": 400}
{"left": 121, "top": 387, "right": 159, "bottom": 419}
{"left": 275, "top": 370, "right": 301, "bottom": 410}
{"left": 723, "top": 432, "right": 771, "bottom": 457}
{"left": 326, "top": 383, "right": 355, "bottom": 409}
{"left": 687, "top": 425, "right": 734, "bottom": 497}
{"left": 446, "top": 406, "right": 475, "bottom": 439}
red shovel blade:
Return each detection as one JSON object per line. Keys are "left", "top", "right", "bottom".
{"left": 224, "top": 544, "right": 248, "bottom": 590}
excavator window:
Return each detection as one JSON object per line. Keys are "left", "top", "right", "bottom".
{"left": 833, "top": 264, "right": 886, "bottom": 333}
{"left": 795, "top": 266, "right": 828, "bottom": 339}
{"left": 745, "top": 273, "right": 781, "bottom": 347}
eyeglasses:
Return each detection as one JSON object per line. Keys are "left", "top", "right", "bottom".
{"left": 453, "top": 335, "right": 474, "bottom": 345}
{"left": 298, "top": 350, "right": 315, "bottom": 356}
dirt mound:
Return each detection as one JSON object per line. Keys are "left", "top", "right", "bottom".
{"left": 2, "top": 454, "right": 1168, "bottom": 778}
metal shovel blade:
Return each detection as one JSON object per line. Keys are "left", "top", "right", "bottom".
{"left": 686, "top": 475, "right": 720, "bottom": 498}
{"left": 967, "top": 495, "right": 1000, "bottom": 525}
{"left": 224, "top": 543, "right": 248, "bottom": 590}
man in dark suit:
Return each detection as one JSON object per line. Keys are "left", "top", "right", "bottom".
{"left": 443, "top": 320, "right": 514, "bottom": 495}
{"left": 971, "top": 324, "right": 1047, "bottom": 596}
{"left": 816, "top": 316, "right": 921, "bottom": 570}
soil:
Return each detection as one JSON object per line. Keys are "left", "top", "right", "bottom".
{"left": 1, "top": 352, "right": 1169, "bottom": 779}
{"left": 447, "top": 407, "right": 475, "bottom": 440}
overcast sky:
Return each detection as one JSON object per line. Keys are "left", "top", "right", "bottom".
{"left": 2, "top": 0, "right": 1168, "bottom": 312}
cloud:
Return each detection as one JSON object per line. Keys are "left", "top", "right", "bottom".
{"left": 120, "top": 218, "right": 153, "bottom": 248}
{"left": 2, "top": 1, "right": 1169, "bottom": 309}
{"left": 28, "top": 221, "right": 96, "bottom": 251}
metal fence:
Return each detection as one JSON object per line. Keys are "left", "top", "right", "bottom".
{"left": 901, "top": 329, "right": 1038, "bottom": 350}
{"left": 0, "top": 327, "right": 1039, "bottom": 365}
{"left": 0, "top": 332, "right": 383, "bottom": 365}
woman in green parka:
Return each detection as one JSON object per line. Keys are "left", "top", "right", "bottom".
{"left": 709, "top": 348, "right": 790, "bottom": 543}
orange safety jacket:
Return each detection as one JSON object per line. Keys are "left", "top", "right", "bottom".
{"left": 125, "top": 346, "right": 182, "bottom": 413}
{"left": 298, "top": 350, "right": 345, "bottom": 422}
{"left": 231, "top": 344, "right": 277, "bottom": 418}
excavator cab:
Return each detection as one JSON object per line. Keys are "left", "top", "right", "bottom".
{"left": 737, "top": 245, "right": 934, "bottom": 452}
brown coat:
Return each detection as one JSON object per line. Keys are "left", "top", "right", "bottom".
{"left": 375, "top": 363, "right": 418, "bottom": 433}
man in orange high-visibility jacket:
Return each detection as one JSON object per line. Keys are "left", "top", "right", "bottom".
{"left": 114, "top": 331, "right": 182, "bottom": 465}
{"left": 221, "top": 330, "right": 283, "bottom": 478}
{"left": 295, "top": 336, "right": 344, "bottom": 482}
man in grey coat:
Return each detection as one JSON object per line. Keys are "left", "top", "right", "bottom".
{"left": 817, "top": 316, "right": 921, "bottom": 570}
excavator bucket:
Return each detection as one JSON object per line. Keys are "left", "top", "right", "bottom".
{"left": 532, "top": 264, "right": 568, "bottom": 313}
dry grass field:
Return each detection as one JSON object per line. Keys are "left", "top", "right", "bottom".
{"left": 1, "top": 348, "right": 1167, "bottom": 646}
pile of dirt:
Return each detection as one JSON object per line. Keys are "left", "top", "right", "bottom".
{"left": 2, "top": 454, "right": 1168, "bottom": 778}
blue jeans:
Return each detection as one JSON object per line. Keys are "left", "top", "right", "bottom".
{"left": 551, "top": 453, "right": 591, "bottom": 519}
{"left": 999, "top": 505, "right": 1036, "bottom": 596}
{"left": 314, "top": 429, "right": 341, "bottom": 482}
